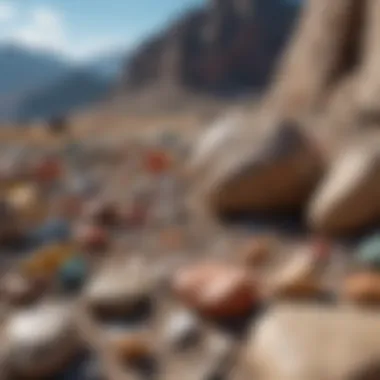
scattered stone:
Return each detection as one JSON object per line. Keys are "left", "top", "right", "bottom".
{"left": 58, "top": 255, "right": 88, "bottom": 292}
{"left": 1, "top": 272, "right": 43, "bottom": 305}
{"left": 268, "top": 248, "right": 324, "bottom": 300}
{"left": 356, "top": 234, "right": 380, "bottom": 270}
{"left": 75, "top": 223, "right": 109, "bottom": 252}
{"left": 0, "top": 199, "right": 23, "bottom": 246}
{"left": 343, "top": 271, "right": 380, "bottom": 305}
{"left": 308, "top": 144, "right": 380, "bottom": 234}
{"left": 144, "top": 149, "right": 171, "bottom": 175}
{"left": 84, "top": 198, "right": 119, "bottom": 227}
{"left": 85, "top": 259, "right": 154, "bottom": 317}
{"left": 33, "top": 156, "right": 63, "bottom": 183}
{"left": 6, "top": 301, "right": 80, "bottom": 378}
{"left": 164, "top": 309, "right": 201, "bottom": 349}
{"left": 172, "top": 262, "right": 258, "bottom": 318}
{"left": 20, "top": 242, "right": 75, "bottom": 280}
{"left": 7, "top": 184, "right": 48, "bottom": 228}
{"left": 198, "top": 333, "right": 234, "bottom": 380}
{"left": 106, "top": 328, "right": 152, "bottom": 362}
{"left": 246, "top": 305, "right": 380, "bottom": 380}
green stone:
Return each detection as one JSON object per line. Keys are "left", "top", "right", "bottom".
{"left": 59, "top": 255, "right": 88, "bottom": 291}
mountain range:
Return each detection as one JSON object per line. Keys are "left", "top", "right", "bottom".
{"left": 123, "top": 0, "right": 301, "bottom": 94}
{"left": 0, "top": 0, "right": 301, "bottom": 124}
{"left": 0, "top": 44, "right": 126, "bottom": 123}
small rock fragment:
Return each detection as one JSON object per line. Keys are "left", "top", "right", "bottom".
{"left": 33, "top": 156, "right": 63, "bottom": 183}
{"left": 172, "top": 262, "right": 258, "bottom": 318}
{"left": 1, "top": 272, "right": 43, "bottom": 305}
{"left": 6, "top": 301, "right": 80, "bottom": 377}
{"left": 85, "top": 259, "right": 154, "bottom": 317}
{"left": 343, "top": 271, "right": 380, "bottom": 305}
{"left": 84, "top": 199, "right": 119, "bottom": 227}
{"left": 106, "top": 328, "right": 152, "bottom": 362}
{"left": 58, "top": 255, "right": 88, "bottom": 292}
{"left": 164, "top": 309, "right": 200, "bottom": 349}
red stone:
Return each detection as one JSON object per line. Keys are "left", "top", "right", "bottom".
{"left": 144, "top": 150, "right": 171, "bottom": 175}
{"left": 33, "top": 158, "right": 63, "bottom": 183}
{"left": 172, "top": 263, "right": 257, "bottom": 318}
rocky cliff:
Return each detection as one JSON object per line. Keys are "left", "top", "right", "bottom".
{"left": 123, "top": 0, "right": 300, "bottom": 94}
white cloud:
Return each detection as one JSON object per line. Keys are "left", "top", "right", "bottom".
{"left": 0, "top": 2, "right": 16, "bottom": 22}
{"left": 1, "top": 5, "right": 130, "bottom": 61}
{"left": 10, "top": 6, "right": 68, "bottom": 54}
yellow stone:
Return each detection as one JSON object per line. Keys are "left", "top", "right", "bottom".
{"left": 20, "top": 243, "right": 76, "bottom": 278}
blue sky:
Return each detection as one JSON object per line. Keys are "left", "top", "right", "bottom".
{"left": 0, "top": 0, "right": 205, "bottom": 61}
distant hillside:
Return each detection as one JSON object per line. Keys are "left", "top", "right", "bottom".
{"left": 86, "top": 51, "right": 127, "bottom": 80}
{"left": 0, "top": 44, "right": 72, "bottom": 97}
{"left": 15, "top": 71, "right": 111, "bottom": 123}
{"left": 0, "top": 44, "right": 125, "bottom": 122}
{"left": 123, "top": 0, "right": 301, "bottom": 95}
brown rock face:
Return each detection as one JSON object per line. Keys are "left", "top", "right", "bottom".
{"left": 172, "top": 262, "right": 257, "bottom": 318}
{"left": 123, "top": 0, "right": 300, "bottom": 94}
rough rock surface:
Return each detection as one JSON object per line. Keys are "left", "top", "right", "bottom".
{"left": 308, "top": 143, "right": 380, "bottom": 234}
{"left": 123, "top": 0, "right": 300, "bottom": 94}
{"left": 246, "top": 305, "right": 380, "bottom": 380}
{"left": 195, "top": 120, "right": 323, "bottom": 216}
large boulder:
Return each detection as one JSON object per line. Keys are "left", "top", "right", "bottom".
{"left": 5, "top": 301, "right": 80, "bottom": 378}
{"left": 246, "top": 305, "right": 380, "bottom": 380}
{"left": 188, "top": 112, "right": 246, "bottom": 181}
{"left": 193, "top": 120, "right": 323, "bottom": 216}
{"left": 308, "top": 144, "right": 380, "bottom": 234}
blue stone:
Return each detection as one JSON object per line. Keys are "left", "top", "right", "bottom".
{"left": 59, "top": 256, "right": 88, "bottom": 292}
{"left": 30, "top": 219, "right": 71, "bottom": 246}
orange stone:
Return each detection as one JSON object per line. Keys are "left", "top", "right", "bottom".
{"left": 144, "top": 150, "right": 171, "bottom": 174}
{"left": 173, "top": 263, "right": 257, "bottom": 318}
{"left": 110, "top": 332, "right": 151, "bottom": 362}
{"left": 343, "top": 271, "right": 380, "bottom": 305}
